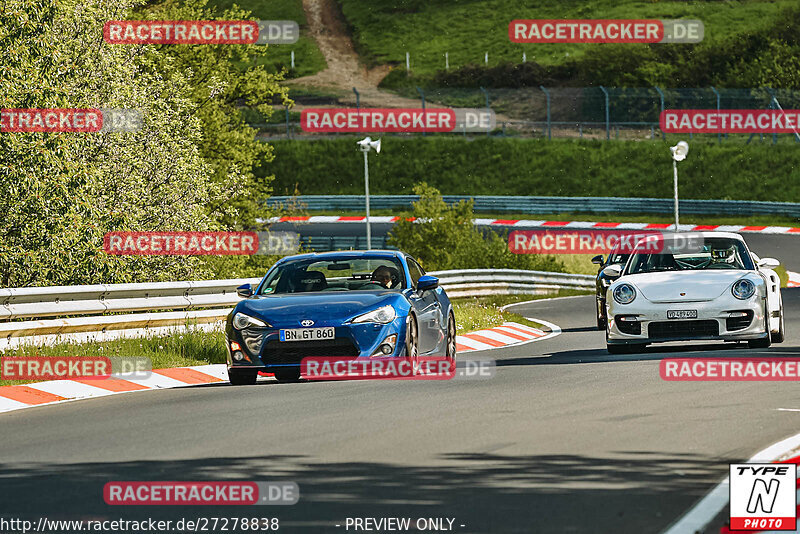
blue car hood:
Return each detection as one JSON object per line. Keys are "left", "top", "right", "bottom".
{"left": 238, "top": 291, "right": 403, "bottom": 326}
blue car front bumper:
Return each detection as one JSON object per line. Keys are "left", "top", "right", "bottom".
{"left": 226, "top": 316, "right": 408, "bottom": 370}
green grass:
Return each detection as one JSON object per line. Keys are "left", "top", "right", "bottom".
{"left": 265, "top": 137, "right": 800, "bottom": 204}
{"left": 0, "top": 327, "right": 227, "bottom": 386}
{"left": 338, "top": 0, "right": 796, "bottom": 78}
{"left": 209, "top": 0, "right": 326, "bottom": 77}
{"left": 452, "top": 290, "right": 589, "bottom": 332}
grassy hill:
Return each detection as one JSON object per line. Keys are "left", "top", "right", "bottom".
{"left": 209, "top": 0, "right": 326, "bottom": 77}
{"left": 337, "top": 0, "right": 800, "bottom": 89}
{"left": 263, "top": 137, "right": 800, "bottom": 203}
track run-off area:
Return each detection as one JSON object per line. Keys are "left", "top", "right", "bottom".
{"left": 1, "top": 234, "right": 799, "bottom": 533}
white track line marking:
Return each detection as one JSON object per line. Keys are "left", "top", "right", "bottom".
{"left": 662, "top": 431, "right": 800, "bottom": 534}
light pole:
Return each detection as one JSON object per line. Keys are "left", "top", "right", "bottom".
{"left": 669, "top": 141, "right": 689, "bottom": 231}
{"left": 356, "top": 137, "right": 381, "bottom": 249}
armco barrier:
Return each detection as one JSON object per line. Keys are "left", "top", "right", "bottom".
{"left": 266, "top": 195, "right": 800, "bottom": 217}
{"left": 0, "top": 270, "right": 592, "bottom": 348}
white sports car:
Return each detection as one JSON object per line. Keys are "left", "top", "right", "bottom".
{"left": 604, "top": 232, "right": 784, "bottom": 354}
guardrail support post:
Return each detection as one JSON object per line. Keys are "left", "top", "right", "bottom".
{"left": 539, "top": 86, "right": 551, "bottom": 140}
{"left": 599, "top": 86, "right": 610, "bottom": 141}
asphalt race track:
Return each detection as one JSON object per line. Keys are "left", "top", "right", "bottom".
{"left": 1, "top": 283, "right": 799, "bottom": 532}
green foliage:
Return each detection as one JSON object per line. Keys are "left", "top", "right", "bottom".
{"left": 338, "top": 0, "right": 800, "bottom": 89}
{"left": 0, "top": 0, "right": 288, "bottom": 286}
{"left": 138, "top": 0, "right": 289, "bottom": 228}
{"left": 267, "top": 137, "right": 800, "bottom": 203}
{"left": 0, "top": 0, "right": 222, "bottom": 286}
{"left": 388, "top": 184, "right": 564, "bottom": 272}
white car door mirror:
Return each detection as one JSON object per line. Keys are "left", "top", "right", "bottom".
{"left": 758, "top": 257, "right": 780, "bottom": 269}
{"left": 602, "top": 264, "right": 623, "bottom": 278}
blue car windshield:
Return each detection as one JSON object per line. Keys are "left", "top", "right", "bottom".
{"left": 259, "top": 257, "right": 406, "bottom": 294}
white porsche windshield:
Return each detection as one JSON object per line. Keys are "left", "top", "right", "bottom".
{"left": 626, "top": 237, "right": 755, "bottom": 274}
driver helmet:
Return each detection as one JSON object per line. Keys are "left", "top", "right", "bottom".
{"left": 710, "top": 246, "right": 736, "bottom": 264}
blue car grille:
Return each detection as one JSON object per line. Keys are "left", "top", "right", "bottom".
{"left": 262, "top": 338, "right": 359, "bottom": 364}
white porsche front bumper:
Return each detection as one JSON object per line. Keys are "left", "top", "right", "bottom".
{"left": 606, "top": 295, "right": 769, "bottom": 345}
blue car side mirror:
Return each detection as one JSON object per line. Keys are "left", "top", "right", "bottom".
{"left": 236, "top": 284, "right": 253, "bottom": 298}
{"left": 417, "top": 275, "right": 439, "bottom": 292}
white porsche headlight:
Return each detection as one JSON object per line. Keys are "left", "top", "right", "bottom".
{"left": 232, "top": 312, "right": 268, "bottom": 330}
{"left": 351, "top": 305, "right": 396, "bottom": 324}
{"left": 732, "top": 279, "right": 756, "bottom": 300}
{"left": 613, "top": 283, "right": 636, "bottom": 304}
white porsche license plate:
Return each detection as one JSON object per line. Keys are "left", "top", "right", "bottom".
{"left": 667, "top": 310, "right": 698, "bottom": 319}
{"left": 279, "top": 327, "right": 335, "bottom": 342}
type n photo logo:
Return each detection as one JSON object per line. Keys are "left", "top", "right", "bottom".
{"left": 730, "top": 463, "right": 797, "bottom": 531}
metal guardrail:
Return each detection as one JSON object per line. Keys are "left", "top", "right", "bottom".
{"left": 267, "top": 195, "right": 800, "bottom": 217}
{"left": 0, "top": 270, "right": 592, "bottom": 348}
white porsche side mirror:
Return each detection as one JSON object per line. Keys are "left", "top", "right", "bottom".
{"left": 758, "top": 257, "right": 780, "bottom": 269}
{"left": 602, "top": 264, "right": 623, "bottom": 278}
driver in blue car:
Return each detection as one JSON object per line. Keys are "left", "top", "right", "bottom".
{"left": 371, "top": 266, "right": 394, "bottom": 288}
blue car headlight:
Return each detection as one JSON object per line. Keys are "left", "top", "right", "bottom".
{"left": 232, "top": 312, "right": 269, "bottom": 330}
{"left": 351, "top": 305, "right": 396, "bottom": 324}
{"left": 732, "top": 279, "right": 756, "bottom": 300}
{"left": 613, "top": 283, "right": 636, "bottom": 304}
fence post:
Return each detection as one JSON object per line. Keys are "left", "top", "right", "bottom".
{"left": 485, "top": 51, "right": 488, "bottom": 65}
{"left": 353, "top": 87, "right": 360, "bottom": 112}
{"left": 291, "top": 50, "right": 295, "bottom": 69}
{"left": 539, "top": 85, "right": 551, "bottom": 140}
{"left": 416, "top": 86, "right": 426, "bottom": 137}
{"left": 654, "top": 86, "right": 665, "bottom": 140}
{"left": 522, "top": 52, "right": 526, "bottom": 63}
{"left": 710, "top": 86, "right": 721, "bottom": 144}
{"left": 479, "top": 87, "right": 491, "bottom": 137}
{"left": 599, "top": 85, "right": 610, "bottom": 141}
{"left": 406, "top": 52, "right": 410, "bottom": 72}
{"left": 445, "top": 52, "right": 449, "bottom": 71}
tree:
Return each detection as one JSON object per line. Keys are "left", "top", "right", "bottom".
{"left": 388, "top": 183, "right": 564, "bottom": 272}
{"left": 0, "top": 0, "right": 220, "bottom": 285}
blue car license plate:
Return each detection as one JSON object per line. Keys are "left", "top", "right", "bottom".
{"left": 280, "top": 327, "right": 335, "bottom": 342}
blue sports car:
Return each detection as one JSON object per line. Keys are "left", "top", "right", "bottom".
{"left": 225, "top": 250, "right": 456, "bottom": 384}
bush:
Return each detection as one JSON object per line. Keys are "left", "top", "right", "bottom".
{"left": 388, "top": 183, "right": 564, "bottom": 272}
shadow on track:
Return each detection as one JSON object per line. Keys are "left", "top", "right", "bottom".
{"left": 0, "top": 451, "right": 730, "bottom": 534}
